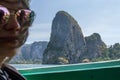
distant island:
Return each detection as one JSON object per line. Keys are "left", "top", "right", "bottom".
{"left": 10, "top": 11, "right": 120, "bottom": 64}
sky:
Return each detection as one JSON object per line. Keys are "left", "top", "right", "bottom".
{"left": 26, "top": 0, "right": 120, "bottom": 46}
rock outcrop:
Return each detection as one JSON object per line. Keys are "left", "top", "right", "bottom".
{"left": 10, "top": 41, "right": 48, "bottom": 63}
{"left": 42, "top": 11, "right": 86, "bottom": 64}
{"left": 42, "top": 11, "right": 107, "bottom": 64}
{"left": 83, "top": 33, "right": 107, "bottom": 61}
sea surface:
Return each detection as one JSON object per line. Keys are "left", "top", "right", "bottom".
{"left": 10, "top": 64, "right": 53, "bottom": 70}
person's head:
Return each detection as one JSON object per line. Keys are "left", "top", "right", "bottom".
{"left": 0, "top": 0, "right": 35, "bottom": 63}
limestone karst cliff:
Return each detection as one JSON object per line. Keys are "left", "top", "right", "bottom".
{"left": 10, "top": 41, "right": 48, "bottom": 63}
{"left": 83, "top": 33, "right": 107, "bottom": 61}
{"left": 42, "top": 11, "right": 107, "bottom": 64}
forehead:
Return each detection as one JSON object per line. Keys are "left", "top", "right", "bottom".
{"left": 0, "top": 1, "right": 27, "bottom": 10}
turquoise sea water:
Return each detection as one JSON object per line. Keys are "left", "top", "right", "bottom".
{"left": 11, "top": 64, "right": 51, "bottom": 69}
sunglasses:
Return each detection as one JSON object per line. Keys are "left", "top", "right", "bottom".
{"left": 0, "top": 5, "right": 35, "bottom": 27}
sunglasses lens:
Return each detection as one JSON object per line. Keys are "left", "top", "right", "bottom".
{"left": 0, "top": 6, "right": 35, "bottom": 27}
{"left": 16, "top": 9, "right": 35, "bottom": 26}
{"left": 0, "top": 6, "right": 10, "bottom": 25}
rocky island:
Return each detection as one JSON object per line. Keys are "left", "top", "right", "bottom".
{"left": 10, "top": 11, "right": 120, "bottom": 64}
